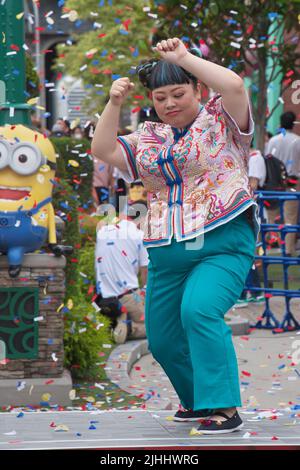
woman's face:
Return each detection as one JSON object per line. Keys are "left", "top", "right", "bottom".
{"left": 151, "top": 82, "right": 201, "bottom": 128}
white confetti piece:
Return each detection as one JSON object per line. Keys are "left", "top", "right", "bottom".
{"left": 4, "top": 430, "right": 17, "bottom": 436}
{"left": 51, "top": 353, "right": 58, "bottom": 362}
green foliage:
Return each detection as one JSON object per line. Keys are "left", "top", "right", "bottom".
{"left": 150, "top": 0, "right": 300, "bottom": 149}
{"left": 55, "top": 0, "right": 156, "bottom": 113}
{"left": 51, "top": 176, "right": 81, "bottom": 300}
{"left": 26, "top": 53, "right": 39, "bottom": 99}
{"left": 50, "top": 137, "right": 94, "bottom": 210}
{"left": 63, "top": 295, "right": 112, "bottom": 380}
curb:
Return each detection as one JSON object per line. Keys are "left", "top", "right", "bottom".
{"left": 105, "top": 339, "right": 173, "bottom": 410}
{"left": 106, "top": 316, "right": 249, "bottom": 411}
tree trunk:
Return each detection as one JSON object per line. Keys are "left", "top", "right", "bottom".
{"left": 254, "top": 52, "right": 268, "bottom": 153}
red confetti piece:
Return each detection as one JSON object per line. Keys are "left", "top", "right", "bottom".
{"left": 10, "top": 44, "right": 20, "bottom": 51}
{"left": 242, "top": 370, "right": 251, "bottom": 377}
{"left": 97, "top": 33, "right": 106, "bottom": 38}
{"left": 271, "top": 436, "right": 279, "bottom": 440}
{"left": 45, "top": 380, "right": 54, "bottom": 385}
{"left": 122, "top": 250, "right": 127, "bottom": 256}
{"left": 134, "top": 366, "right": 141, "bottom": 371}
{"left": 134, "top": 95, "right": 144, "bottom": 100}
{"left": 71, "top": 258, "right": 79, "bottom": 263}
{"left": 131, "top": 107, "right": 141, "bottom": 114}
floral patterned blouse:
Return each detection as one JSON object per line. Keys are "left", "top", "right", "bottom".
{"left": 117, "top": 94, "right": 259, "bottom": 248}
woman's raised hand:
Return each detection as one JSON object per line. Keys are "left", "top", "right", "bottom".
{"left": 153, "top": 38, "right": 188, "bottom": 64}
{"left": 109, "top": 77, "right": 134, "bottom": 106}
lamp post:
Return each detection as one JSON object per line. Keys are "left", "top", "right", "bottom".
{"left": 0, "top": 0, "right": 30, "bottom": 125}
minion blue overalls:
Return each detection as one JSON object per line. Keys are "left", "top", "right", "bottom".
{"left": 0, "top": 197, "right": 51, "bottom": 267}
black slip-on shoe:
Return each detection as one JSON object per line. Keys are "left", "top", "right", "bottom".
{"left": 196, "top": 411, "right": 244, "bottom": 434}
{"left": 173, "top": 408, "right": 213, "bottom": 422}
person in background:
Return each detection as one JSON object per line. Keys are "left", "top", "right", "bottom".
{"left": 264, "top": 131, "right": 273, "bottom": 156}
{"left": 94, "top": 200, "right": 148, "bottom": 343}
{"left": 266, "top": 112, "right": 300, "bottom": 256}
{"left": 92, "top": 158, "right": 114, "bottom": 208}
{"left": 51, "top": 118, "right": 71, "bottom": 137}
{"left": 84, "top": 121, "right": 96, "bottom": 141}
{"left": 71, "top": 125, "right": 85, "bottom": 140}
{"left": 114, "top": 128, "right": 131, "bottom": 214}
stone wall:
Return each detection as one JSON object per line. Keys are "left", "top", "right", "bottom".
{"left": 0, "top": 254, "right": 66, "bottom": 379}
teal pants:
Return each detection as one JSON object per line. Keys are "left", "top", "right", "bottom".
{"left": 145, "top": 212, "right": 256, "bottom": 411}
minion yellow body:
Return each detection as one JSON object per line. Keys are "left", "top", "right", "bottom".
{"left": 0, "top": 125, "right": 57, "bottom": 275}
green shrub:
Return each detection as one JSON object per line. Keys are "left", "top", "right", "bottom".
{"left": 63, "top": 294, "right": 112, "bottom": 380}
{"left": 50, "top": 137, "right": 94, "bottom": 211}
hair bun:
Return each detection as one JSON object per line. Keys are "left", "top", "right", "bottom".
{"left": 136, "top": 59, "right": 159, "bottom": 87}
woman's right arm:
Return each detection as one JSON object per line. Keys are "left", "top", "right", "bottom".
{"left": 91, "top": 77, "right": 134, "bottom": 171}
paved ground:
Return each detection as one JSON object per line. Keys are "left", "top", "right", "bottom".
{"left": 1, "top": 297, "right": 299, "bottom": 450}
{"left": 129, "top": 298, "right": 300, "bottom": 410}
{"left": 0, "top": 409, "right": 299, "bottom": 449}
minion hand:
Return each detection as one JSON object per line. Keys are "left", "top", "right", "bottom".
{"left": 48, "top": 243, "right": 73, "bottom": 257}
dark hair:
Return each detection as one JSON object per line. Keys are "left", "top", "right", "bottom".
{"left": 280, "top": 111, "right": 296, "bottom": 130}
{"left": 136, "top": 47, "right": 202, "bottom": 91}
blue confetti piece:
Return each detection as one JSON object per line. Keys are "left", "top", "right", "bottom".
{"left": 106, "top": 241, "right": 115, "bottom": 245}
{"left": 112, "top": 74, "right": 121, "bottom": 80}
{"left": 48, "top": 339, "right": 54, "bottom": 345}
{"left": 132, "top": 47, "right": 139, "bottom": 57}
{"left": 101, "top": 50, "right": 108, "bottom": 57}
{"left": 114, "top": 18, "right": 121, "bottom": 24}
{"left": 268, "top": 12, "right": 278, "bottom": 20}
{"left": 17, "top": 412, "right": 24, "bottom": 418}
{"left": 76, "top": 433, "right": 82, "bottom": 437}
{"left": 119, "top": 29, "right": 129, "bottom": 35}
{"left": 99, "top": 0, "right": 105, "bottom": 6}
{"left": 58, "top": 0, "right": 65, "bottom": 7}
{"left": 276, "top": 127, "right": 286, "bottom": 136}
{"left": 92, "top": 60, "right": 100, "bottom": 65}
{"left": 278, "top": 364, "right": 286, "bottom": 369}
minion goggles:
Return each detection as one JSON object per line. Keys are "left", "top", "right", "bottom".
{"left": 0, "top": 140, "right": 56, "bottom": 175}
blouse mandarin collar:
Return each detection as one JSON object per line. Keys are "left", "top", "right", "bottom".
{"left": 170, "top": 104, "right": 204, "bottom": 142}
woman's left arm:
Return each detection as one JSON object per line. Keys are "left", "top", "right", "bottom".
{"left": 155, "top": 38, "right": 250, "bottom": 132}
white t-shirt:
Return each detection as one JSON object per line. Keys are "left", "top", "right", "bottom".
{"left": 266, "top": 131, "right": 300, "bottom": 176}
{"left": 95, "top": 219, "right": 149, "bottom": 298}
{"left": 248, "top": 150, "right": 267, "bottom": 188}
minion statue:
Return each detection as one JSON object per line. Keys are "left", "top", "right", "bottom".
{"left": 0, "top": 125, "right": 72, "bottom": 278}
{"left": 0, "top": 1, "right": 72, "bottom": 278}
